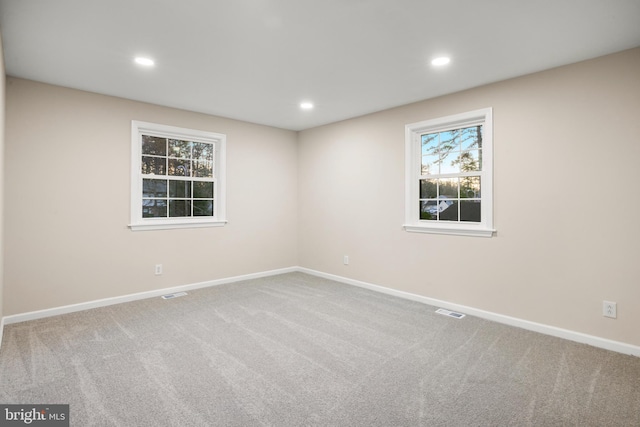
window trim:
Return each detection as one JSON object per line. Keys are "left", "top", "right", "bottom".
{"left": 129, "top": 120, "right": 227, "bottom": 231}
{"left": 404, "top": 108, "right": 494, "bottom": 237}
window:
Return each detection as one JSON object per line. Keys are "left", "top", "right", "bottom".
{"left": 404, "top": 108, "right": 494, "bottom": 237}
{"left": 130, "top": 121, "right": 226, "bottom": 231}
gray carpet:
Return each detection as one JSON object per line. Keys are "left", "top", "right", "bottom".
{"left": 1, "top": 272, "right": 639, "bottom": 426}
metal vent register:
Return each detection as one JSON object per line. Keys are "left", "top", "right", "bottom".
{"left": 161, "top": 292, "right": 188, "bottom": 300}
{"left": 435, "top": 308, "right": 465, "bottom": 319}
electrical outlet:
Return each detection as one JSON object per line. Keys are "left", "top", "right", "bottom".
{"left": 155, "top": 264, "right": 163, "bottom": 275}
{"left": 603, "top": 301, "right": 617, "bottom": 319}
{"left": 343, "top": 255, "right": 349, "bottom": 265}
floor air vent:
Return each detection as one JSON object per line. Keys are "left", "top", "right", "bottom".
{"left": 435, "top": 308, "right": 465, "bottom": 319}
{"left": 161, "top": 292, "right": 188, "bottom": 300}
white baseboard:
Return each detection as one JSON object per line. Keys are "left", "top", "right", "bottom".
{"left": 2, "top": 267, "right": 297, "bottom": 326}
{"left": 298, "top": 267, "right": 640, "bottom": 358}
{"left": 1, "top": 265, "right": 638, "bottom": 358}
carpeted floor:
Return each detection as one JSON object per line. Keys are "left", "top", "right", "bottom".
{"left": 1, "top": 272, "right": 639, "bottom": 426}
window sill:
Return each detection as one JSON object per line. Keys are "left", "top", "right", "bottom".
{"left": 129, "top": 219, "right": 227, "bottom": 231}
{"left": 403, "top": 223, "right": 495, "bottom": 237}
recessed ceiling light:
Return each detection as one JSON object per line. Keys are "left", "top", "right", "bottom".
{"left": 300, "top": 102, "right": 314, "bottom": 110}
{"left": 134, "top": 57, "right": 155, "bottom": 67}
{"left": 431, "top": 57, "right": 451, "bottom": 66}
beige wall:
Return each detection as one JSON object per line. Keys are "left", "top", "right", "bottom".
{"left": 298, "top": 48, "right": 640, "bottom": 346}
{"left": 4, "top": 79, "right": 298, "bottom": 315}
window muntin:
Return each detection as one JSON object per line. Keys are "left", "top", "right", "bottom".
{"left": 404, "top": 108, "right": 493, "bottom": 237}
{"left": 130, "top": 121, "right": 226, "bottom": 231}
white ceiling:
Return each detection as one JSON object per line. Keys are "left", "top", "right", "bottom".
{"left": 1, "top": 0, "right": 639, "bottom": 131}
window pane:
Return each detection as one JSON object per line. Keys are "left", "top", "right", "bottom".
{"left": 419, "top": 201, "right": 436, "bottom": 220}
{"left": 169, "top": 180, "right": 191, "bottom": 198}
{"left": 439, "top": 178, "right": 458, "bottom": 198}
{"left": 169, "top": 200, "right": 191, "bottom": 217}
{"left": 421, "top": 154, "right": 439, "bottom": 175}
{"left": 193, "top": 200, "right": 214, "bottom": 216}
{"left": 461, "top": 125, "right": 483, "bottom": 150}
{"left": 142, "top": 156, "right": 166, "bottom": 175}
{"left": 421, "top": 133, "right": 438, "bottom": 153}
{"left": 419, "top": 179, "right": 437, "bottom": 199}
{"left": 460, "top": 200, "right": 481, "bottom": 222}
{"left": 168, "top": 158, "right": 190, "bottom": 176}
{"left": 193, "top": 142, "right": 214, "bottom": 162}
{"left": 456, "top": 150, "right": 480, "bottom": 172}
{"left": 440, "top": 151, "right": 460, "bottom": 174}
{"left": 461, "top": 176, "right": 481, "bottom": 199}
{"left": 438, "top": 202, "right": 459, "bottom": 221}
{"left": 193, "top": 181, "right": 214, "bottom": 198}
{"left": 141, "top": 136, "right": 166, "bottom": 155}
{"left": 143, "top": 179, "right": 167, "bottom": 197}
{"left": 168, "top": 139, "right": 192, "bottom": 159}
{"left": 142, "top": 199, "right": 167, "bottom": 218}
{"left": 193, "top": 160, "right": 213, "bottom": 178}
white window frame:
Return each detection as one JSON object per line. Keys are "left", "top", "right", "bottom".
{"left": 129, "top": 121, "right": 227, "bottom": 231}
{"left": 404, "top": 108, "right": 494, "bottom": 237}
